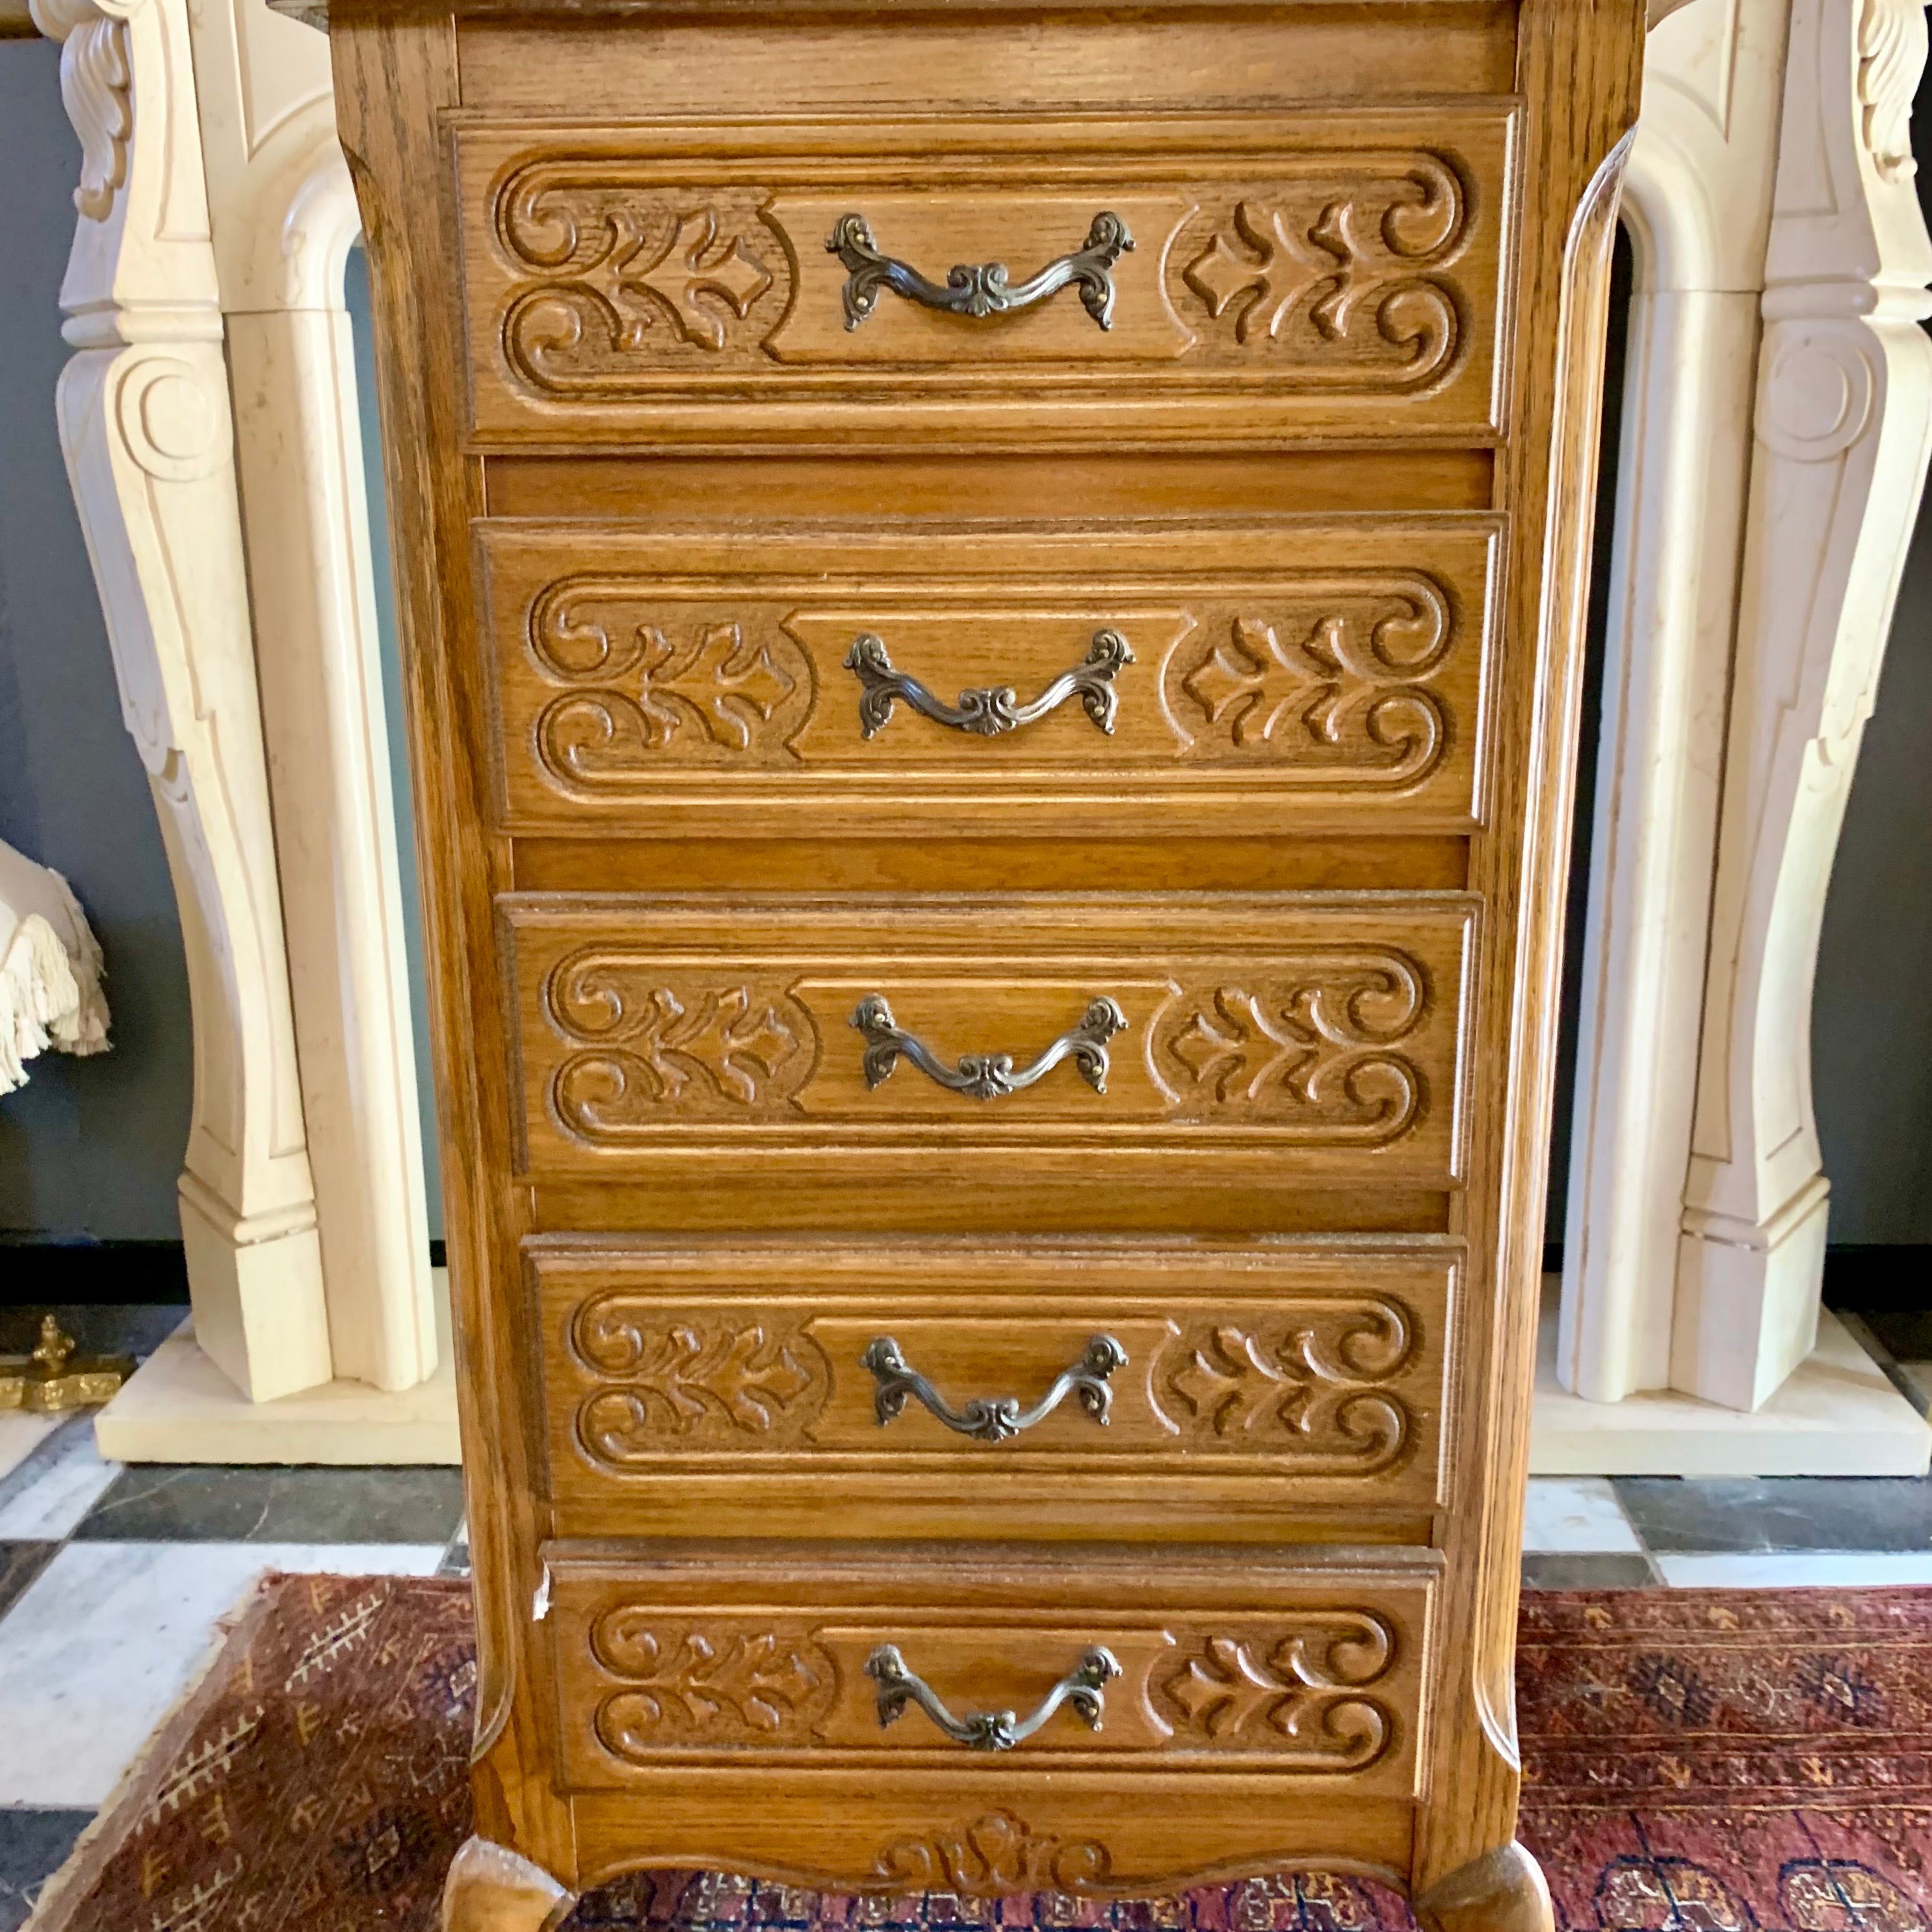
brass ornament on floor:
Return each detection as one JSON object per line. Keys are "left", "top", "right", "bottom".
{"left": 0, "top": 1312, "right": 133, "bottom": 1413}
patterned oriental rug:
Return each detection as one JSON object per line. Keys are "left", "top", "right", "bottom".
{"left": 25, "top": 1578, "right": 1932, "bottom": 1932}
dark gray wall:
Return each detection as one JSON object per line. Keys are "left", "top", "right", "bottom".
{"left": 1814, "top": 503, "right": 1932, "bottom": 1244}
{"left": 0, "top": 40, "right": 193, "bottom": 1240}
{"left": 1804, "top": 78, "right": 1932, "bottom": 1244}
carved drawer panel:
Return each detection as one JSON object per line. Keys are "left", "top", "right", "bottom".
{"left": 478, "top": 521, "right": 1497, "bottom": 837}
{"left": 530, "top": 1240, "right": 1455, "bottom": 1535}
{"left": 503, "top": 894, "right": 1476, "bottom": 1195}
{"left": 545, "top": 1543, "right": 1435, "bottom": 1801}
{"left": 456, "top": 112, "right": 1511, "bottom": 445}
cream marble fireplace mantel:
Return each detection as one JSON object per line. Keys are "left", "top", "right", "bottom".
{"left": 21, "top": 0, "right": 1932, "bottom": 1472}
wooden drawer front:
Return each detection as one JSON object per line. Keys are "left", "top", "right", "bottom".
{"left": 478, "top": 522, "right": 1497, "bottom": 837}
{"left": 547, "top": 1546, "right": 1434, "bottom": 1796}
{"left": 504, "top": 896, "right": 1476, "bottom": 1185}
{"left": 531, "top": 1242, "right": 1454, "bottom": 1528}
{"left": 456, "top": 114, "right": 1511, "bottom": 445}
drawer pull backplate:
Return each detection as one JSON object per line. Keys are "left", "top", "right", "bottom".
{"left": 827, "top": 211, "right": 1133, "bottom": 332}
{"left": 865, "top": 1642, "right": 1123, "bottom": 1751}
{"left": 850, "top": 994, "right": 1127, "bottom": 1099}
{"left": 844, "top": 630, "right": 1134, "bottom": 739}
{"left": 861, "top": 1332, "right": 1128, "bottom": 1441}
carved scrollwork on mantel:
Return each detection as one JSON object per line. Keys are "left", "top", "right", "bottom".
{"left": 1856, "top": 0, "right": 1927, "bottom": 183}
{"left": 542, "top": 955, "right": 816, "bottom": 1137}
{"left": 1150, "top": 1299, "right": 1420, "bottom": 1472}
{"left": 113, "top": 354, "right": 229, "bottom": 483}
{"left": 1150, "top": 954, "right": 1431, "bottom": 1143}
{"left": 51, "top": 7, "right": 133, "bottom": 222}
{"left": 1755, "top": 323, "right": 1881, "bottom": 467}
{"left": 1162, "top": 575, "right": 1456, "bottom": 786}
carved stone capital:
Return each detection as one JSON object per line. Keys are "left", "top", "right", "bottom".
{"left": 33, "top": 0, "right": 220, "bottom": 343}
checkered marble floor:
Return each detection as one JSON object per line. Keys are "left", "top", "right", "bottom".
{"left": 3, "top": 1307, "right": 1932, "bottom": 1927}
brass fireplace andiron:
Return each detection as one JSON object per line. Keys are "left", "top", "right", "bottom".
{"left": 0, "top": 1314, "right": 132, "bottom": 1413}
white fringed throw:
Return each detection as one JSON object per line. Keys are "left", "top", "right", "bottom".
{"left": 0, "top": 839, "right": 111, "bottom": 1095}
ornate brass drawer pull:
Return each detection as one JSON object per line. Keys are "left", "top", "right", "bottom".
{"left": 861, "top": 1333, "right": 1127, "bottom": 1441}
{"left": 827, "top": 212, "right": 1134, "bottom": 332}
{"left": 844, "top": 631, "right": 1134, "bottom": 740}
{"left": 864, "top": 1643, "right": 1122, "bottom": 1751}
{"left": 850, "top": 995, "right": 1127, "bottom": 1099}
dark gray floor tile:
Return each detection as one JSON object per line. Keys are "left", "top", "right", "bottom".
{"left": 1521, "top": 1552, "right": 1660, "bottom": 1590}
{"left": 0, "top": 1545, "right": 57, "bottom": 1623}
{"left": 1614, "top": 1474, "right": 1932, "bottom": 1553}
{"left": 439, "top": 1536, "right": 471, "bottom": 1578}
{"left": 71, "top": 1463, "right": 466, "bottom": 1545}
{"left": 0, "top": 1808, "right": 94, "bottom": 1932}
{"left": 0, "top": 1304, "right": 187, "bottom": 1365}
{"left": 1860, "top": 1308, "right": 1932, "bottom": 1364}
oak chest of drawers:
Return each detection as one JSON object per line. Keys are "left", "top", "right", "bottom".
{"left": 315, "top": 1, "right": 1645, "bottom": 1922}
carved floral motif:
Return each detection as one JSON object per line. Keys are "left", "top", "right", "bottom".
{"left": 590, "top": 1613, "right": 835, "bottom": 1755}
{"left": 492, "top": 165, "right": 785, "bottom": 387}
{"left": 1179, "top": 158, "right": 1469, "bottom": 387}
{"left": 483, "top": 151, "right": 1480, "bottom": 398}
{"left": 1159, "top": 1614, "right": 1398, "bottom": 1768}
{"left": 1153, "top": 1301, "right": 1419, "bottom": 1472}
{"left": 59, "top": 13, "right": 133, "bottom": 222}
{"left": 571, "top": 1303, "right": 828, "bottom": 1460}
{"left": 542, "top": 956, "right": 815, "bottom": 1134}
{"left": 1165, "top": 577, "right": 1454, "bottom": 785}
{"left": 527, "top": 582, "right": 811, "bottom": 785}
{"left": 1151, "top": 955, "right": 1430, "bottom": 1142}
{"left": 1857, "top": 0, "right": 1928, "bottom": 184}
{"left": 873, "top": 1811, "right": 1114, "bottom": 1894}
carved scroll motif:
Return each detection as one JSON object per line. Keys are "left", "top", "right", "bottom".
{"left": 527, "top": 582, "right": 812, "bottom": 786}
{"left": 1179, "top": 155, "right": 1470, "bottom": 388}
{"left": 484, "top": 151, "right": 1479, "bottom": 399}
{"left": 493, "top": 164, "right": 785, "bottom": 386}
{"left": 60, "top": 14, "right": 133, "bottom": 222}
{"left": 873, "top": 1810, "right": 1114, "bottom": 1895}
{"left": 1164, "top": 577, "right": 1455, "bottom": 787}
{"left": 1151, "top": 954, "right": 1431, "bottom": 1143}
{"left": 1159, "top": 1613, "right": 1399, "bottom": 1768}
{"left": 590, "top": 1613, "right": 836, "bottom": 1756}
{"left": 571, "top": 1300, "right": 829, "bottom": 1460}
{"left": 543, "top": 955, "right": 815, "bottom": 1135}
{"left": 1152, "top": 1299, "right": 1420, "bottom": 1472}
{"left": 1857, "top": 0, "right": 1928, "bottom": 184}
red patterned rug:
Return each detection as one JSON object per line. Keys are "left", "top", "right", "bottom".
{"left": 27, "top": 1577, "right": 1932, "bottom": 1932}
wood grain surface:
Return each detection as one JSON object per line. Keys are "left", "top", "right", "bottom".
{"left": 326, "top": 0, "right": 1644, "bottom": 1918}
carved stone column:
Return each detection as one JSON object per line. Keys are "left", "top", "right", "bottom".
{"left": 30, "top": 0, "right": 335, "bottom": 1400}
{"left": 1558, "top": 0, "right": 1793, "bottom": 1403}
{"left": 1674, "top": 0, "right": 1932, "bottom": 1409}
{"left": 185, "top": 0, "right": 437, "bottom": 1392}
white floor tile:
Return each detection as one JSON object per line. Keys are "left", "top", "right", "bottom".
{"left": 0, "top": 1418, "right": 121, "bottom": 1539}
{"left": 1654, "top": 1550, "right": 1932, "bottom": 1589}
{"left": 1521, "top": 1476, "right": 1643, "bottom": 1552}
{"left": 0, "top": 1413, "right": 60, "bottom": 1487}
{"left": 0, "top": 1540, "right": 446, "bottom": 1807}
